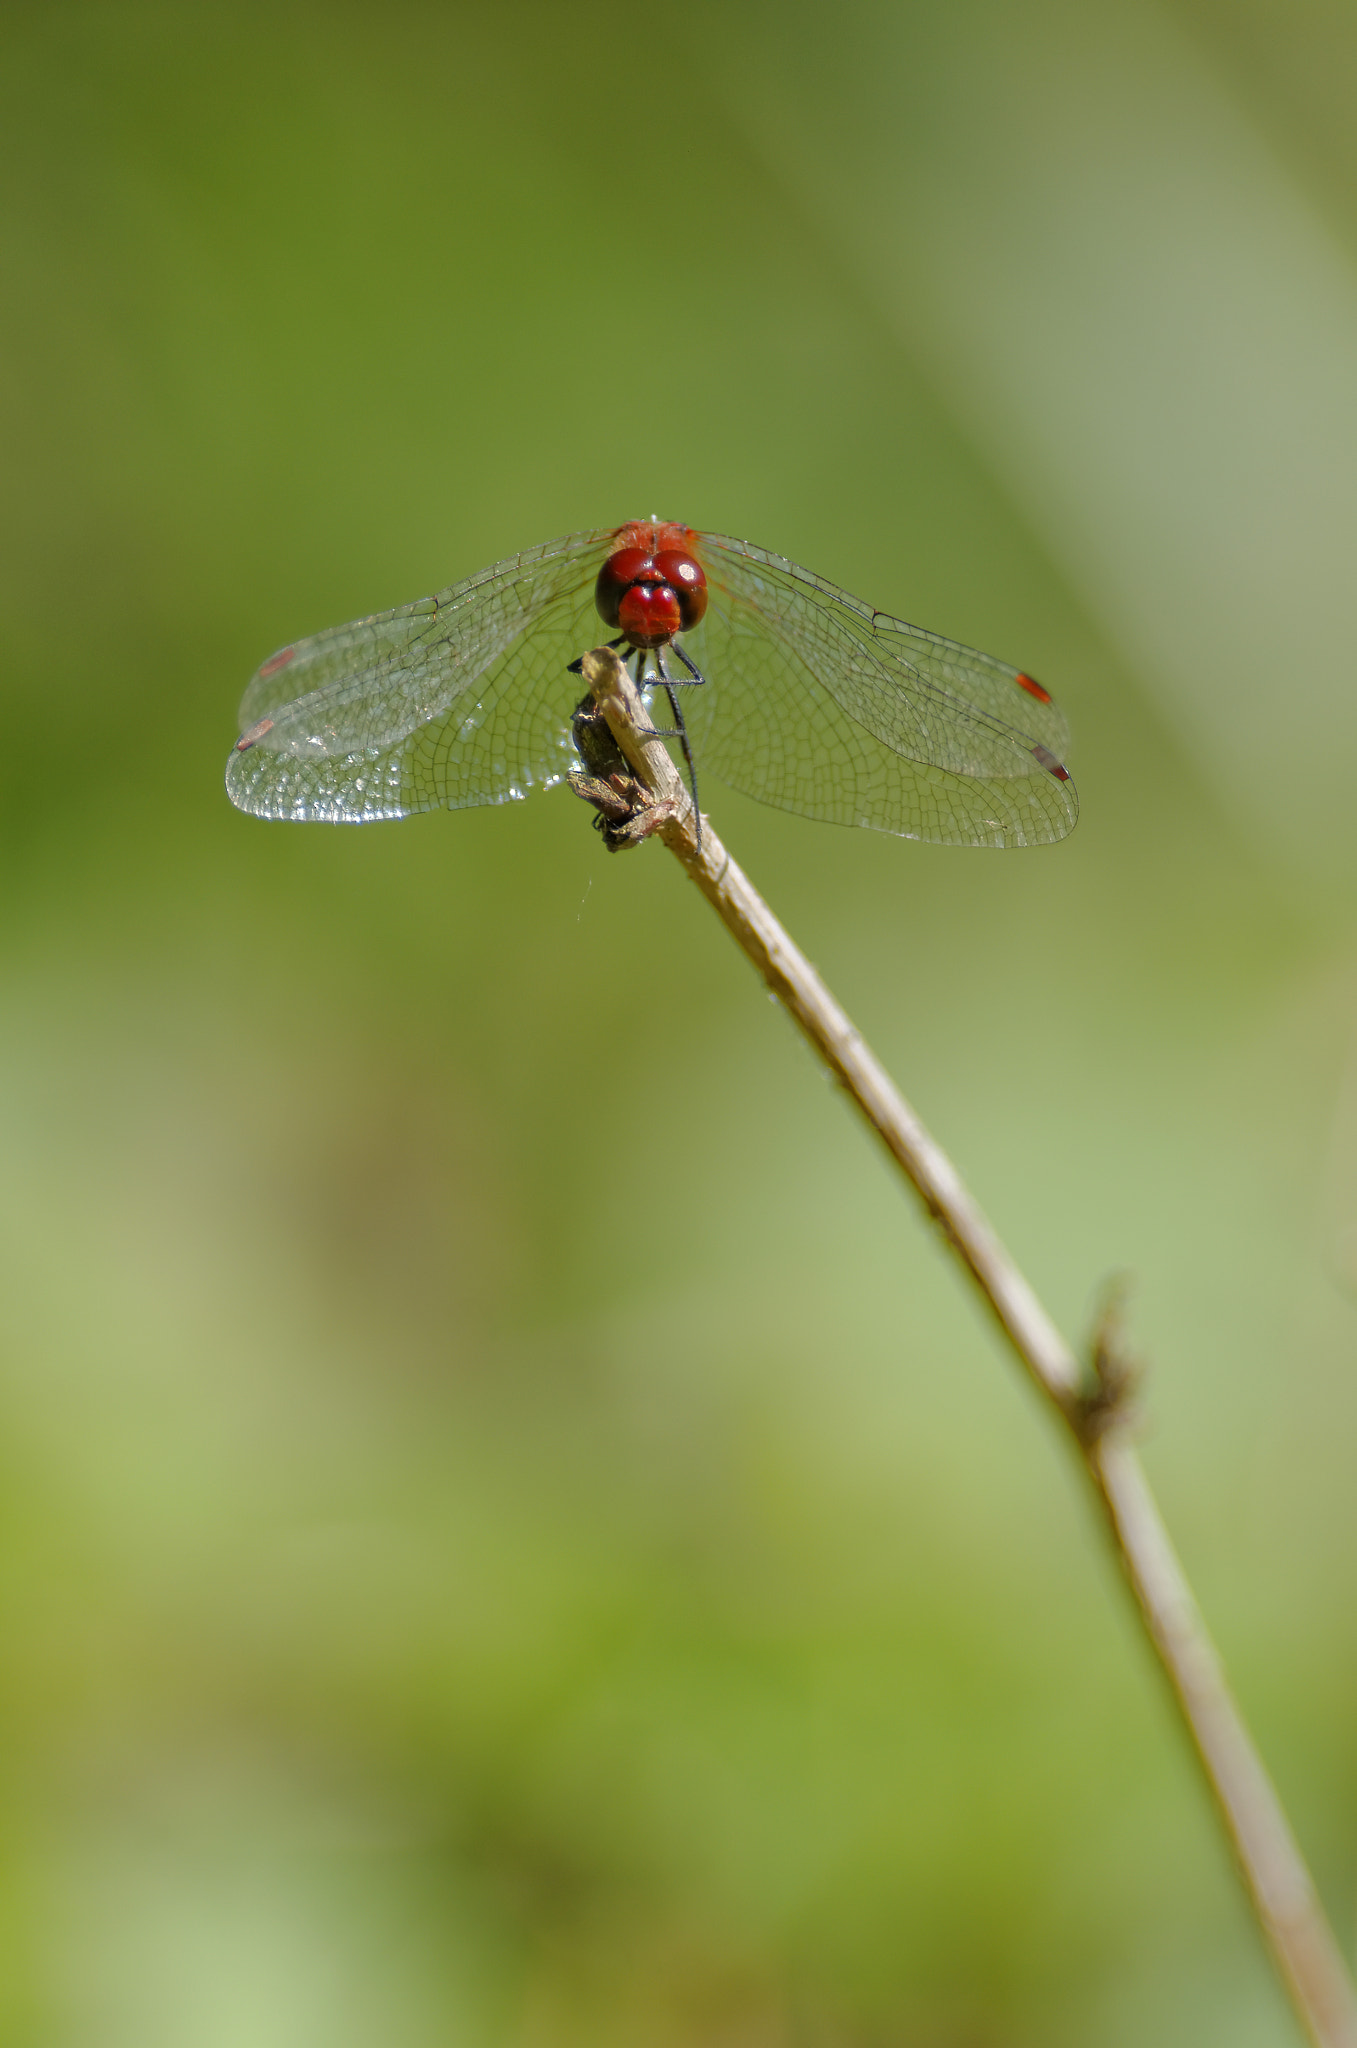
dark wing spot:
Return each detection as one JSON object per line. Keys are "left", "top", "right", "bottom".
{"left": 1031, "top": 742, "right": 1069, "bottom": 781}
{"left": 236, "top": 717, "right": 275, "bottom": 752}
{"left": 1016, "top": 671, "right": 1052, "bottom": 704}
{"left": 259, "top": 647, "right": 295, "bottom": 680}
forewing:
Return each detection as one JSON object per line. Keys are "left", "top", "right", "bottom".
{"left": 227, "top": 530, "right": 611, "bottom": 821}
{"left": 688, "top": 532, "right": 1077, "bottom": 847}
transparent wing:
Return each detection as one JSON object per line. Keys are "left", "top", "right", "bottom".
{"left": 226, "top": 530, "right": 612, "bottom": 821}
{"left": 684, "top": 532, "right": 1077, "bottom": 847}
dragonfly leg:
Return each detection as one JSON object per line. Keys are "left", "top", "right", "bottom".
{"left": 671, "top": 639, "right": 707, "bottom": 687}
{"left": 633, "top": 641, "right": 702, "bottom": 736}
{"left": 632, "top": 650, "right": 684, "bottom": 742}
{"left": 656, "top": 646, "right": 702, "bottom": 849}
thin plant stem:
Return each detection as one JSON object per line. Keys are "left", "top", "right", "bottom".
{"left": 574, "top": 645, "right": 1357, "bottom": 2048}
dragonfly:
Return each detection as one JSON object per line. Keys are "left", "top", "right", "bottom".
{"left": 225, "top": 522, "right": 1077, "bottom": 849}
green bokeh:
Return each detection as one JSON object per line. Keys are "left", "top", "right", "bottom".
{"left": 1, "top": 2, "right": 1355, "bottom": 2041}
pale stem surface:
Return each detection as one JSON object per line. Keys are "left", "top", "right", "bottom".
{"left": 578, "top": 646, "right": 1357, "bottom": 2048}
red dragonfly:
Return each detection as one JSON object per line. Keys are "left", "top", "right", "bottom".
{"left": 226, "top": 522, "right": 1076, "bottom": 848}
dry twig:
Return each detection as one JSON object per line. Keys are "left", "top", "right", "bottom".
{"left": 571, "top": 645, "right": 1357, "bottom": 2048}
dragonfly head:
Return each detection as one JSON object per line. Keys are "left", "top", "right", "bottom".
{"left": 595, "top": 530, "right": 709, "bottom": 649}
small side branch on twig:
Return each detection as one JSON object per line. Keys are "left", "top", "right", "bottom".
{"left": 571, "top": 644, "right": 1357, "bottom": 2048}
{"left": 1075, "top": 1274, "right": 1142, "bottom": 1445}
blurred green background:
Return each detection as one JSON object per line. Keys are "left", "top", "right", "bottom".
{"left": 3, "top": 0, "right": 1356, "bottom": 2040}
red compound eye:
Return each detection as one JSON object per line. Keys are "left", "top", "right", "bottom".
{"left": 595, "top": 547, "right": 654, "bottom": 628}
{"left": 653, "top": 549, "right": 708, "bottom": 630}
{"left": 617, "top": 582, "right": 682, "bottom": 647}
